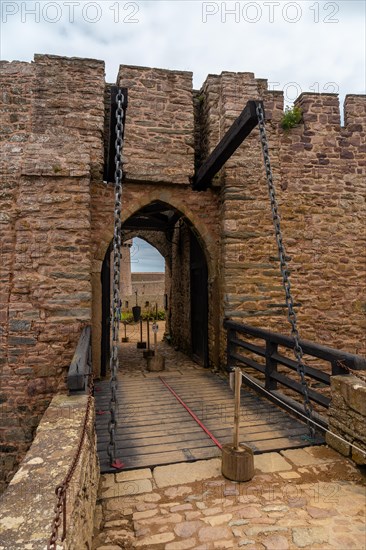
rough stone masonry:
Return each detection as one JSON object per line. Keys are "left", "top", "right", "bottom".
{"left": 0, "top": 54, "right": 365, "bottom": 489}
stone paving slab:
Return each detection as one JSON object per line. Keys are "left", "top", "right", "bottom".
{"left": 99, "top": 478, "right": 153, "bottom": 499}
{"left": 154, "top": 459, "right": 222, "bottom": 488}
{"left": 116, "top": 469, "right": 153, "bottom": 482}
{"left": 254, "top": 452, "right": 293, "bottom": 473}
{"left": 280, "top": 449, "right": 327, "bottom": 467}
{"left": 92, "top": 446, "right": 366, "bottom": 550}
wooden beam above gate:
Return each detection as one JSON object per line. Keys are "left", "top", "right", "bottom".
{"left": 122, "top": 211, "right": 182, "bottom": 232}
{"left": 192, "top": 100, "right": 263, "bottom": 191}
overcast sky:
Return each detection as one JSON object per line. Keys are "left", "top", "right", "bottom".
{"left": 1, "top": 1, "right": 365, "bottom": 97}
{"left": 130, "top": 238, "right": 165, "bottom": 272}
{"left": 1, "top": 0, "right": 364, "bottom": 271}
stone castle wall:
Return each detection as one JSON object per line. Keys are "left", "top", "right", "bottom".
{"left": 90, "top": 62, "right": 221, "bottom": 374}
{"left": 127, "top": 273, "right": 166, "bottom": 311}
{"left": 0, "top": 54, "right": 365, "bottom": 490}
{"left": 0, "top": 55, "right": 105, "bottom": 491}
{"left": 326, "top": 375, "right": 366, "bottom": 465}
{"left": 118, "top": 64, "right": 195, "bottom": 184}
{"left": 0, "top": 393, "right": 99, "bottom": 549}
{"left": 206, "top": 72, "right": 365, "bottom": 355}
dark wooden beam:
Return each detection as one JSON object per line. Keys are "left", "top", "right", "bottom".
{"left": 192, "top": 100, "right": 262, "bottom": 191}
{"left": 122, "top": 218, "right": 172, "bottom": 232}
{"left": 122, "top": 211, "right": 182, "bottom": 233}
{"left": 139, "top": 202, "right": 173, "bottom": 215}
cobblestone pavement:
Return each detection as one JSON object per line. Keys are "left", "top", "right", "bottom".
{"left": 92, "top": 446, "right": 365, "bottom": 550}
{"left": 93, "top": 328, "right": 366, "bottom": 549}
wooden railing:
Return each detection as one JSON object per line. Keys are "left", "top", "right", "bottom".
{"left": 67, "top": 326, "right": 92, "bottom": 393}
{"left": 224, "top": 320, "right": 366, "bottom": 429}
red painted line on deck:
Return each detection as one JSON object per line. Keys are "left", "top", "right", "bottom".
{"left": 159, "top": 376, "right": 223, "bottom": 450}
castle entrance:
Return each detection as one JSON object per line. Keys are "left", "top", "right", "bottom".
{"left": 100, "top": 200, "right": 209, "bottom": 375}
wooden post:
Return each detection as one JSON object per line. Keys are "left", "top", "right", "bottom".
{"left": 122, "top": 321, "right": 129, "bottom": 343}
{"left": 147, "top": 319, "right": 164, "bottom": 371}
{"left": 222, "top": 364, "right": 254, "bottom": 482}
{"left": 233, "top": 367, "right": 242, "bottom": 449}
{"left": 221, "top": 443, "right": 254, "bottom": 482}
{"left": 226, "top": 328, "right": 236, "bottom": 372}
{"left": 155, "top": 303, "right": 158, "bottom": 351}
{"left": 137, "top": 318, "right": 146, "bottom": 349}
{"left": 265, "top": 340, "right": 278, "bottom": 391}
{"left": 331, "top": 359, "right": 345, "bottom": 375}
{"left": 143, "top": 317, "right": 154, "bottom": 358}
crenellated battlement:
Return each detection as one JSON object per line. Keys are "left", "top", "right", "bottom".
{"left": 198, "top": 69, "right": 365, "bottom": 146}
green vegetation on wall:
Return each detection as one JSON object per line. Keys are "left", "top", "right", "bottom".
{"left": 281, "top": 105, "right": 302, "bottom": 131}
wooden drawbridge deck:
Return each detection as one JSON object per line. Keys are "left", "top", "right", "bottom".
{"left": 95, "top": 343, "right": 322, "bottom": 473}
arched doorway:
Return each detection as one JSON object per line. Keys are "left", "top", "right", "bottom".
{"left": 100, "top": 200, "right": 209, "bottom": 374}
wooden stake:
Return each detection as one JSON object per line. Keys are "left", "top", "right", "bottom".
{"left": 137, "top": 318, "right": 146, "bottom": 349}
{"left": 233, "top": 367, "right": 242, "bottom": 450}
{"left": 154, "top": 303, "right": 158, "bottom": 351}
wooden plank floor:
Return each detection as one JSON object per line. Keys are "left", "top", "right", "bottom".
{"left": 95, "top": 344, "right": 323, "bottom": 473}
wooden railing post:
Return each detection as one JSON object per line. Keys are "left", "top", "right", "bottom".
{"left": 265, "top": 340, "right": 278, "bottom": 391}
{"left": 331, "top": 360, "right": 344, "bottom": 376}
{"left": 226, "top": 328, "right": 236, "bottom": 372}
{"left": 222, "top": 319, "right": 365, "bottom": 422}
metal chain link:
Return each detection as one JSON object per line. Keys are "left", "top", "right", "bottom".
{"left": 48, "top": 377, "right": 94, "bottom": 549}
{"left": 256, "top": 103, "right": 315, "bottom": 439}
{"left": 107, "top": 90, "right": 125, "bottom": 465}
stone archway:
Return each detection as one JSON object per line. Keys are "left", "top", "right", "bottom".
{"left": 100, "top": 232, "right": 170, "bottom": 377}
{"left": 92, "top": 188, "right": 220, "bottom": 377}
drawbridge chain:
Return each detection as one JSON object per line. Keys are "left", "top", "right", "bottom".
{"left": 256, "top": 103, "right": 315, "bottom": 439}
{"left": 107, "top": 89, "right": 126, "bottom": 468}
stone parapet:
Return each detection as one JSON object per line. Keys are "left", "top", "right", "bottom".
{"left": 0, "top": 393, "right": 99, "bottom": 549}
{"left": 32, "top": 54, "right": 105, "bottom": 181}
{"left": 326, "top": 375, "right": 366, "bottom": 465}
